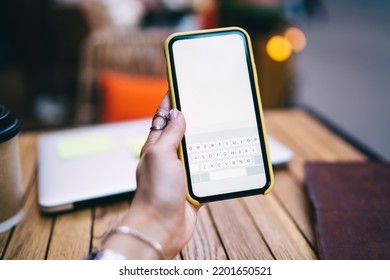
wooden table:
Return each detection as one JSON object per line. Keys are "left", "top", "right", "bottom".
{"left": 0, "top": 109, "right": 367, "bottom": 260}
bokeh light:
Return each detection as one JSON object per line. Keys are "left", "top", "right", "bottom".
{"left": 284, "top": 27, "right": 307, "bottom": 52}
{"left": 266, "top": 35, "right": 292, "bottom": 62}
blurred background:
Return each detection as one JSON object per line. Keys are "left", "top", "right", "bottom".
{"left": 0, "top": 0, "right": 388, "bottom": 159}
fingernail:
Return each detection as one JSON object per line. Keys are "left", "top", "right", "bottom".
{"left": 169, "top": 109, "right": 179, "bottom": 120}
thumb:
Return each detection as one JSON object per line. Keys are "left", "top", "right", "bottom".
{"left": 157, "top": 109, "right": 186, "bottom": 150}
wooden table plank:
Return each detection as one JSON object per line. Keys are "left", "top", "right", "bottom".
{"left": 181, "top": 206, "right": 227, "bottom": 260}
{"left": 0, "top": 231, "right": 10, "bottom": 259}
{"left": 241, "top": 193, "right": 317, "bottom": 260}
{"left": 265, "top": 112, "right": 320, "bottom": 159}
{"left": 292, "top": 110, "right": 366, "bottom": 160}
{"left": 263, "top": 109, "right": 368, "bottom": 255}
{"left": 266, "top": 110, "right": 365, "bottom": 161}
{"left": 47, "top": 209, "right": 92, "bottom": 260}
{"left": 271, "top": 170, "right": 317, "bottom": 248}
{"left": 3, "top": 179, "right": 53, "bottom": 259}
{"left": 1, "top": 109, "right": 370, "bottom": 260}
{"left": 265, "top": 109, "right": 366, "bottom": 185}
{"left": 265, "top": 116, "right": 309, "bottom": 183}
{"left": 92, "top": 201, "right": 130, "bottom": 251}
{"left": 208, "top": 199, "right": 274, "bottom": 259}
{"left": 264, "top": 109, "right": 367, "bottom": 252}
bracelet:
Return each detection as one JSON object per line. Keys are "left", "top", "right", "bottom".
{"left": 108, "top": 225, "right": 164, "bottom": 259}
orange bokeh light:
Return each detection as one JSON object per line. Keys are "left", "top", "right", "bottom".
{"left": 284, "top": 27, "right": 307, "bottom": 52}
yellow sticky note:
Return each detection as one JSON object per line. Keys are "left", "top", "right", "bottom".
{"left": 57, "top": 133, "right": 114, "bottom": 160}
{"left": 128, "top": 137, "right": 147, "bottom": 158}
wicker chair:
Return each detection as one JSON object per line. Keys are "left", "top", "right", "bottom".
{"left": 76, "top": 27, "right": 173, "bottom": 124}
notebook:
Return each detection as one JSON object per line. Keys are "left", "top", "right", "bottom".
{"left": 305, "top": 162, "right": 390, "bottom": 259}
{"left": 38, "top": 119, "right": 292, "bottom": 213}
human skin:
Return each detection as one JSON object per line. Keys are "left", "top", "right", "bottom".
{"left": 102, "top": 92, "right": 200, "bottom": 259}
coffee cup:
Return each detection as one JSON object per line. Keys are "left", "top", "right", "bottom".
{"left": 0, "top": 104, "right": 23, "bottom": 233}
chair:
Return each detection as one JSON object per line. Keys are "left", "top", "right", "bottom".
{"left": 76, "top": 27, "right": 173, "bottom": 124}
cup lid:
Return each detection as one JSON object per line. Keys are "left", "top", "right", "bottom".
{"left": 0, "top": 105, "right": 21, "bottom": 144}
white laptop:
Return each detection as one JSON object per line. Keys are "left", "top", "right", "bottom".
{"left": 38, "top": 120, "right": 292, "bottom": 213}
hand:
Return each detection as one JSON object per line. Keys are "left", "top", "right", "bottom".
{"left": 103, "top": 92, "right": 200, "bottom": 259}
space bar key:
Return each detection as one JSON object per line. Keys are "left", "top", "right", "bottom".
{"left": 209, "top": 168, "right": 246, "bottom": 181}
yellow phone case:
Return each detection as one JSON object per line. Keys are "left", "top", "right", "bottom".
{"left": 164, "top": 27, "right": 274, "bottom": 205}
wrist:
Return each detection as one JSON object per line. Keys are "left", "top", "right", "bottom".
{"left": 121, "top": 201, "right": 181, "bottom": 259}
{"left": 103, "top": 230, "right": 161, "bottom": 260}
{"left": 102, "top": 206, "right": 177, "bottom": 260}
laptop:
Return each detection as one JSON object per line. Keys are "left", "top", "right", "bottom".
{"left": 37, "top": 119, "right": 292, "bottom": 213}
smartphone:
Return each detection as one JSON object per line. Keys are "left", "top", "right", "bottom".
{"left": 165, "top": 27, "right": 273, "bottom": 204}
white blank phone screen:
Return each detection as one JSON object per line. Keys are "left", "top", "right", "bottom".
{"left": 172, "top": 33, "right": 267, "bottom": 197}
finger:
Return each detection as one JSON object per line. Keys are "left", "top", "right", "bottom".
{"left": 141, "top": 92, "right": 171, "bottom": 154}
{"left": 157, "top": 108, "right": 186, "bottom": 151}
